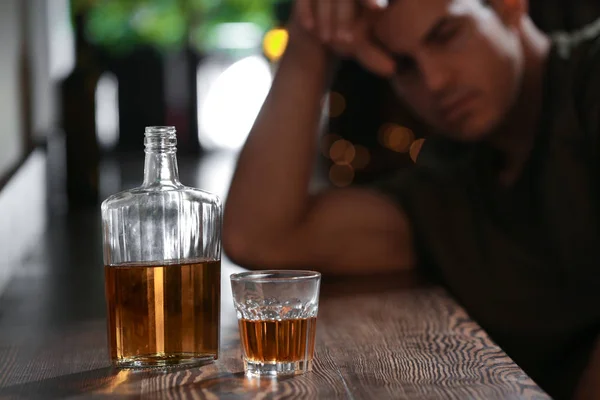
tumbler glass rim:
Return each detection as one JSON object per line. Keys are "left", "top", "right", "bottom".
{"left": 230, "top": 270, "right": 321, "bottom": 284}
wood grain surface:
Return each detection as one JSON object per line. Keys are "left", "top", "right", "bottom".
{"left": 0, "top": 264, "right": 549, "bottom": 399}
{"left": 0, "top": 158, "right": 550, "bottom": 399}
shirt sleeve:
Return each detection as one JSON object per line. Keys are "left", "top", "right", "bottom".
{"left": 568, "top": 19, "right": 600, "bottom": 153}
{"left": 366, "top": 166, "right": 444, "bottom": 283}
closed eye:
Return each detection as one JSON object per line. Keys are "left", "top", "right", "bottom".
{"left": 424, "top": 17, "right": 466, "bottom": 47}
{"left": 433, "top": 25, "right": 462, "bottom": 44}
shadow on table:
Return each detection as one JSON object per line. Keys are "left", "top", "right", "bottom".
{"left": 148, "top": 372, "right": 299, "bottom": 400}
{"left": 0, "top": 364, "right": 297, "bottom": 400}
{"left": 0, "top": 367, "right": 117, "bottom": 399}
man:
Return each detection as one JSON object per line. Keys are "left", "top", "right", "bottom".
{"left": 223, "top": 0, "right": 600, "bottom": 398}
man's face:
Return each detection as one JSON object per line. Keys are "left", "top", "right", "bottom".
{"left": 374, "top": 0, "right": 525, "bottom": 141}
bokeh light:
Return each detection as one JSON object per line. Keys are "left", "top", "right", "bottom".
{"left": 198, "top": 55, "right": 273, "bottom": 150}
{"left": 351, "top": 145, "right": 371, "bottom": 170}
{"left": 377, "top": 123, "right": 393, "bottom": 146}
{"left": 263, "top": 28, "right": 288, "bottom": 62}
{"left": 410, "top": 138, "right": 425, "bottom": 163}
{"left": 327, "top": 91, "right": 346, "bottom": 118}
{"left": 321, "top": 133, "right": 342, "bottom": 158}
{"left": 329, "top": 139, "right": 355, "bottom": 165}
{"left": 378, "top": 123, "right": 414, "bottom": 153}
{"left": 329, "top": 164, "right": 355, "bottom": 187}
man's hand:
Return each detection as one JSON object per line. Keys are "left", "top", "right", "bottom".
{"left": 291, "top": 0, "right": 396, "bottom": 77}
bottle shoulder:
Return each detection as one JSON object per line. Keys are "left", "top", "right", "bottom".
{"left": 101, "top": 185, "right": 221, "bottom": 213}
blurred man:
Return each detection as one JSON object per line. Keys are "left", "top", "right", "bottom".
{"left": 224, "top": 0, "right": 600, "bottom": 397}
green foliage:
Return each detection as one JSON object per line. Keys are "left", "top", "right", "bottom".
{"left": 71, "top": 0, "right": 283, "bottom": 55}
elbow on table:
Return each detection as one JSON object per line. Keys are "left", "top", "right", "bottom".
{"left": 222, "top": 223, "right": 276, "bottom": 270}
{"left": 223, "top": 221, "right": 307, "bottom": 271}
{"left": 222, "top": 220, "right": 250, "bottom": 265}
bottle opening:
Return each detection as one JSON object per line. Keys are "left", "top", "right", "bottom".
{"left": 144, "top": 126, "right": 177, "bottom": 153}
{"left": 145, "top": 126, "right": 176, "bottom": 137}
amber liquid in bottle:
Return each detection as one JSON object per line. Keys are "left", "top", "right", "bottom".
{"left": 105, "top": 259, "right": 220, "bottom": 367}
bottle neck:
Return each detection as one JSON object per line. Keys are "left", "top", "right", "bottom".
{"left": 142, "top": 127, "right": 180, "bottom": 187}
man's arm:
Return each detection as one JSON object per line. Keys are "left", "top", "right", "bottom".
{"left": 573, "top": 335, "right": 600, "bottom": 399}
{"left": 223, "top": 2, "right": 413, "bottom": 275}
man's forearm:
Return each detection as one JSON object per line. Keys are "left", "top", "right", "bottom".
{"left": 223, "top": 29, "right": 333, "bottom": 257}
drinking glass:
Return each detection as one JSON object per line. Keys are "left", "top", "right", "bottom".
{"left": 230, "top": 270, "right": 321, "bottom": 376}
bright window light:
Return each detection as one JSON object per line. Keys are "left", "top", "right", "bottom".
{"left": 197, "top": 55, "right": 273, "bottom": 150}
{"left": 95, "top": 72, "right": 120, "bottom": 150}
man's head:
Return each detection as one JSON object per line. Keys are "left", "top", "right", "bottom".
{"left": 374, "top": 0, "right": 532, "bottom": 141}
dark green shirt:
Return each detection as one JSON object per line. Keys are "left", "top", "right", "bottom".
{"left": 376, "top": 19, "right": 600, "bottom": 399}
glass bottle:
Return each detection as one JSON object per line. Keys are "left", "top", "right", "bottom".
{"left": 60, "top": 13, "right": 101, "bottom": 209}
{"left": 101, "top": 126, "right": 222, "bottom": 368}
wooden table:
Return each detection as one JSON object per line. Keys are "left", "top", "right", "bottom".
{"left": 0, "top": 261, "right": 548, "bottom": 399}
{"left": 0, "top": 155, "right": 549, "bottom": 399}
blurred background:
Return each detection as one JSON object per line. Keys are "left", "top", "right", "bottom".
{"left": 1, "top": 0, "right": 600, "bottom": 207}
{"left": 1, "top": 0, "right": 600, "bottom": 292}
